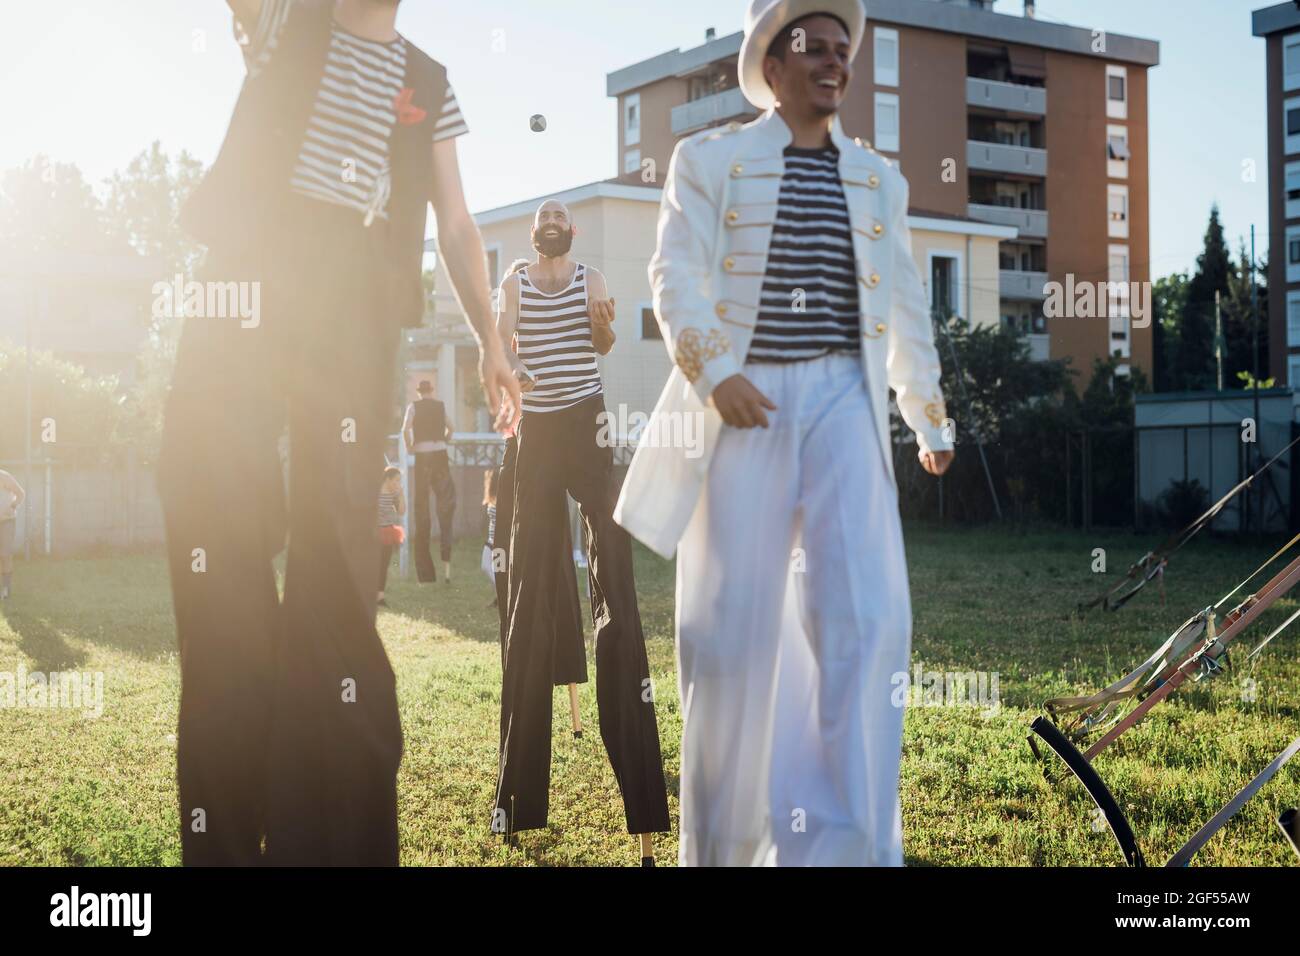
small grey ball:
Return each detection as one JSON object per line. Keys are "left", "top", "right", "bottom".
{"left": 530, "top": 114, "right": 547, "bottom": 133}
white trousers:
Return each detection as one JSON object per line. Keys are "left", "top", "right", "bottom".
{"left": 676, "top": 353, "right": 911, "bottom": 867}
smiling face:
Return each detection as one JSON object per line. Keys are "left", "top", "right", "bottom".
{"left": 531, "top": 201, "right": 576, "bottom": 258}
{"left": 763, "top": 14, "right": 853, "bottom": 117}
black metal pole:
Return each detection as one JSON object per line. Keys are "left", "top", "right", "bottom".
{"left": 933, "top": 313, "right": 1003, "bottom": 520}
{"left": 1252, "top": 224, "right": 1261, "bottom": 540}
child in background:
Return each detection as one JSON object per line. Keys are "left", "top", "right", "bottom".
{"left": 377, "top": 467, "right": 406, "bottom": 608}
{"left": 482, "top": 468, "right": 499, "bottom": 606}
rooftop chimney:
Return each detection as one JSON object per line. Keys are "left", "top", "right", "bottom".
{"left": 706, "top": 27, "right": 716, "bottom": 41}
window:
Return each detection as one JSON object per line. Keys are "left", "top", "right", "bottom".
{"left": 1106, "top": 65, "right": 1127, "bottom": 120}
{"left": 640, "top": 305, "right": 661, "bottom": 340}
{"left": 1288, "top": 291, "right": 1300, "bottom": 347}
{"left": 484, "top": 246, "right": 501, "bottom": 290}
{"left": 874, "top": 92, "right": 900, "bottom": 153}
{"left": 928, "top": 253, "right": 961, "bottom": 320}
{"left": 1107, "top": 243, "right": 1130, "bottom": 321}
{"left": 623, "top": 149, "right": 641, "bottom": 176}
{"left": 1289, "top": 355, "right": 1300, "bottom": 390}
{"left": 1287, "top": 33, "right": 1300, "bottom": 92}
{"left": 1289, "top": 226, "right": 1300, "bottom": 283}
{"left": 874, "top": 27, "right": 899, "bottom": 87}
{"left": 624, "top": 93, "right": 641, "bottom": 148}
{"left": 1108, "top": 184, "right": 1129, "bottom": 239}
{"left": 1287, "top": 98, "right": 1300, "bottom": 155}
{"left": 1107, "top": 124, "right": 1129, "bottom": 179}
{"left": 1288, "top": 162, "right": 1300, "bottom": 219}
{"left": 1108, "top": 245, "right": 1129, "bottom": 285}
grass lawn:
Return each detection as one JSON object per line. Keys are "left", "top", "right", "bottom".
{"left": 1, "top": 525, "right": 1298, "bottom": 867}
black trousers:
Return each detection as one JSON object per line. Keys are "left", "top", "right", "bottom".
{"left": 157, "top": 200, "right": 403, "bottom": 866}
{"left": 495, "top": 395, "right": 670, "bottom": 835}
{"left": 494, "top": 436, "right": 587, "bottom": 684}
{"left": 412, "top": 450, "right": 456, "bottom": 581}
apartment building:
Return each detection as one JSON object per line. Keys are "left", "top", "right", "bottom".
{"left": 606, "top": 0, "right": 1159, "bottom": 376}
{"left": 1253, "top": 3, "right": 1300, "bottom": 388}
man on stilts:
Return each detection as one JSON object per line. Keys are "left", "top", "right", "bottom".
{"left": 494, "top": 200, "right": 670, "bottom": 863}
{"left": 158, "top": 0, "right": 518, "bottom": 865}
{"left": 615, "top": 0, "right": 954, "bottom": 866}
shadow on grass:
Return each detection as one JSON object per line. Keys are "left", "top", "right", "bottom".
{"left": 1, "top": 606, "right": 88, "bottom": 672}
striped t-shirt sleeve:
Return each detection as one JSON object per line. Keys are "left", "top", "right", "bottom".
{"left": 240, "top": 0, "right": 293, "bottom": 76}
{"left": 434, "top": 81, "right": 469, "bottom": 142}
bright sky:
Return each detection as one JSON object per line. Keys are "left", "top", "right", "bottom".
{"left": 0, "top": 0, "right": 1272, "bottom": 278}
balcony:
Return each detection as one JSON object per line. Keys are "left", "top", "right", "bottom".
{"left": 671, "top": 87, "right": 753, "bottom": 136}
{"left": 967, "top": 203, "right": 1048, "bottom": 239}
{"left": 1000, "top": 269, "right": 1050, "bottom": 301}
{"left": 968, "top": 140, "right": 1048, "bottom": 177}
{"left": 1027, "top": 333, "right": 1050, "bottom": 362}
{"left": 966, "top": 77, "right": 1047, "bottom": 116}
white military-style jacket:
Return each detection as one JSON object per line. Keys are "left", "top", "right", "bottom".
{"left": 613, "top": 109, "right": 953, "bottom": 559}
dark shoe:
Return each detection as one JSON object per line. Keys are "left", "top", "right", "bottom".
{"left": 641, "top": 857, "right": 655, "bottom": 867}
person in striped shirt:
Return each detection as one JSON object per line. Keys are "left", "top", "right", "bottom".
{"left": 236, "top": 0, "right": 469, "bottom": 223}
{"left": 491, "top": 201, "right": 670, "bottom": 863}
{"left": 156, "top": 0, "right": 516, "bottom": 867}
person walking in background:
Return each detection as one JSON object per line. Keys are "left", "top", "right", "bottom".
{"left": 377, "top": 466, "right": 406, "bottom": 608}
{"left": 0, "top": 469, "right": 24, "bottom": 601}
{"left": 156, "top": 0, "right": 518, "bottom": 867}
{"left": 403, "top": 379, "right": 457, "bottom": 583}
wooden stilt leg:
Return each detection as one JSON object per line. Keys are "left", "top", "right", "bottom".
{"left": 568, "top": 683, "right": 582, "bottom": 739}
{"left": 640, "top": 833, "right": 654, "bottom": 867}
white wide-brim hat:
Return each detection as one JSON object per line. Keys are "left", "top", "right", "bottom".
{"left": 738, "top": 0, "right": 867, "bottom": 111}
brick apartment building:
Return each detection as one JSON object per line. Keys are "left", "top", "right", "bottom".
{"left": 1253, "top": 2, "right": 1300, "bottom": 388}
{"left": 606, "top": 0, "right": 1159, "bottom": 377}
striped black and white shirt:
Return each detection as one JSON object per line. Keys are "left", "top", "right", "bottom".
{"left": 747, "top": 147, "right": 861, "bottom": 363}
{"left": 377, "top": 490, "right": 401, "bottom": 527}
{"left": 516, "top": 264, "right": 603, "bottom": 414}
{"left": 241, "top": 0, "right": 469, "bottom": 221}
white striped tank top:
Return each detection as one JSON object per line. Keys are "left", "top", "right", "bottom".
{"left": 516, "top": 263, "right": 603, "bottom": 414}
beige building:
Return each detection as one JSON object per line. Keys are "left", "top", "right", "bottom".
{"left": 427, "top": 183, "right": 1011, "bottom": 433}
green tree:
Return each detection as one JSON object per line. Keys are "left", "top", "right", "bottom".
{"left": 0, "top": 156, "right": 116, "bottom": 257}
{"left": 1152, "top": 271, "right": 1189, "bottom": 391}
{"left": 0, "top": 340, "right": 128, "bottom": 462}
{"left": 103, "top": 141, "right": 206, "bottom": 276}
{"left": 1175, "top": 205, "right": 1232, "bottom": 391}
{"left": 1221, "top": 241, "right": 1268, "bottom": 388}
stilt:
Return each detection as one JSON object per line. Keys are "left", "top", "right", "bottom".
{"left": 568, "top": 683, "right": 583, "bottom": 739}
{"left": 639, "top": 832, "right": 654, "bottom": 867}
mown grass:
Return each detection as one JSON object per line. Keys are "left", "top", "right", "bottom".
{"left": 1, "top": 525, "right": 1297, "bottom": 866}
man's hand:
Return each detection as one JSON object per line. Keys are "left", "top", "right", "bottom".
{"left": 920, "top": 449, "right": 954, "bottom": 476}
{"left": 712, "top": 373, "right": 777, "bottom": 429}
{"left": 480, "top": 338, "right": 522, "bottom": 432}
{"left": 590, "top": 297, "right": 615, "bottom": 327}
